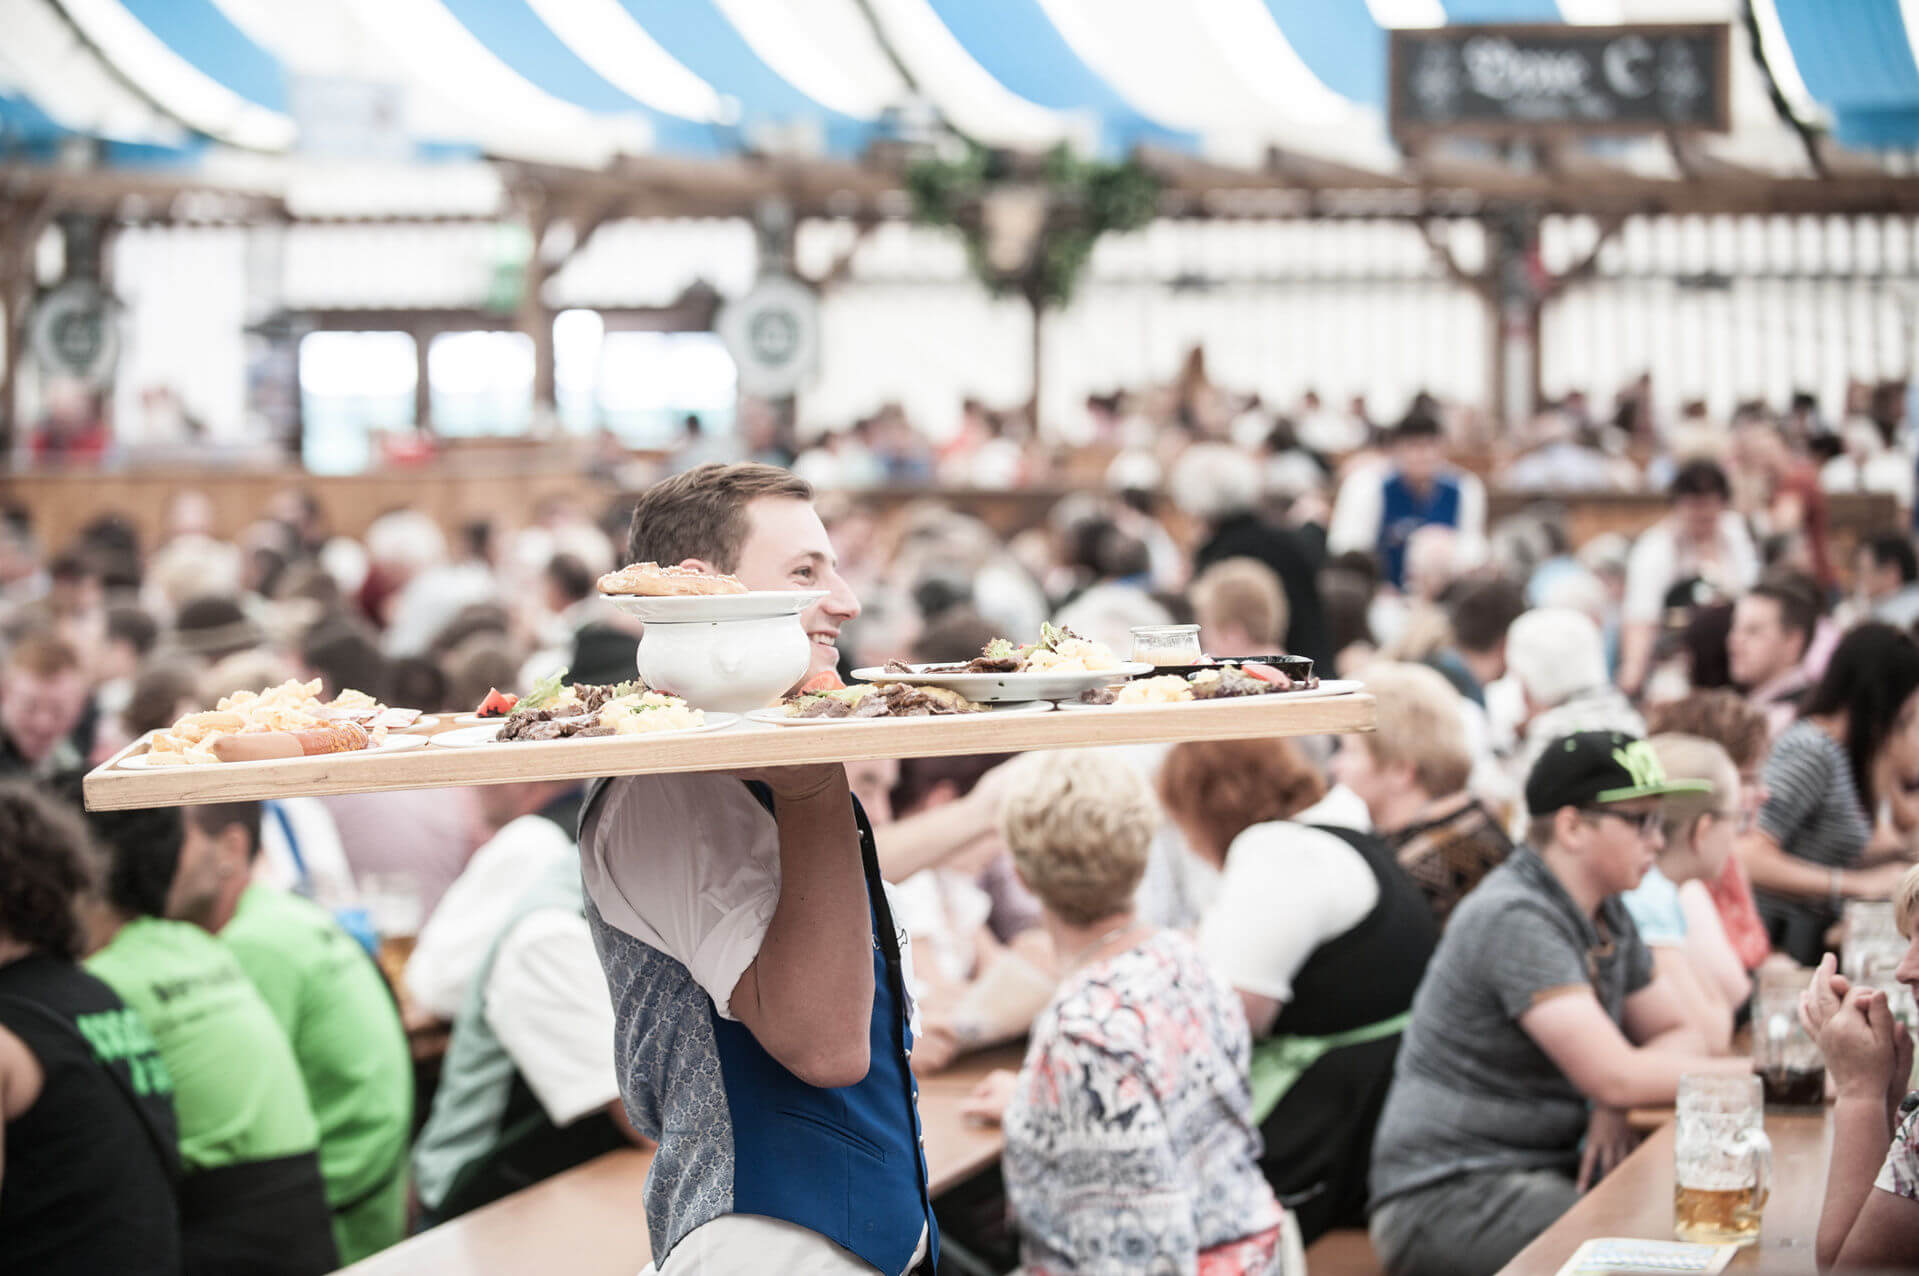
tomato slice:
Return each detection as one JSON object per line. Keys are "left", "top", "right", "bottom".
{"left": 477, "top": 688, "right": 519, "bottom": 717}
{"left": 797, "top": 671, "right": 845, "bottom": 694}
{"left": 1241, "top": 663, "right": 1286, "bottom": 685}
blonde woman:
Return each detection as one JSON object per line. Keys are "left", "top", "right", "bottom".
{"left": 1619, "top": 735, "right": 1752, "bottom": 1052}
{"left": 962, "top": 750, "right": 1295, "bottom": 1276}
{"left": 1801, "top": 864, "right": 1919, "bottom": 1266}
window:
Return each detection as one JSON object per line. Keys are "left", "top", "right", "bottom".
{"left": 299, "top": 331, "right": 415, "bottom": 474}
{"left": 596, "top": 331, "right": 737, "bottom": 446}
{"left": 428, "top": 331, "right": 533, "bottom": 436}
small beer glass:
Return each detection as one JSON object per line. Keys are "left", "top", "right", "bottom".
{"left": 1752, "top": 967, "right": 1827, "bottom": 1108}
{"left": 1674, "top": 1073, "right": 1771, "bottom": 1246}
{"left": 1129, "top": 624, "right": 1203, "bottom": 667}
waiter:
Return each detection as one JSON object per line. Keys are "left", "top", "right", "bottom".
{"left": 578, "top": 463, "right": 934, "bottom": 1275}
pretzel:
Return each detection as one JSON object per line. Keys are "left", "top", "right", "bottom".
{"left": 598, "top": 561, "right": 749, "bottom": 596}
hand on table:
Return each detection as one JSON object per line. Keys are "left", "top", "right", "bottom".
{"left": 1579, "top": 1105, "right": 1638, "bottom": 1192}
{"left": 911, "top": 1019, "right": 961, "bottom": 1077}
{"left": 959, "top": 1068, "right": 1018, "bottom": 1127}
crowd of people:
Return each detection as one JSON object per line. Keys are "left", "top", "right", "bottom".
{"left": 5, "top": 374, "right": 1919, "bottom": 1274}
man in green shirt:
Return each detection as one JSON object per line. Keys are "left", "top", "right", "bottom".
{"left": 167, "top": 801, "right": 413, "bottom": 1264}
{"left": 82, "top": 802, "right": 338, "bottom": 1275}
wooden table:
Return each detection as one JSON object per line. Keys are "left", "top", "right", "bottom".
{"left": 336, "top": 1045, "right": 1023, "bottom": 1275}
{"left": 84, "top": 693, "right": 1376, "bottom": 810}
{"left": 1498, "top": 1111, "right": 1833, "bottom": 1276}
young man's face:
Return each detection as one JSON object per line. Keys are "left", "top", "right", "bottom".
{"left": 724, "top": 497, "right": 862, "bottom": 681}
{"left": 1393, "top": 437, "right": 1442, "bottom": 490}
{"left": 1674, "top": 493, "right": 1723, "bottom": 545}
{"left": 0, "top": 667, "right": 87, "bottom": 765}
{"left": 1579, "top": 799, "right": 1664, "bottom": 896}
{"left": 1727, "top": 594, "right": 1801, "bottom": 688}
{"left": 1857, "top": 548, "right": 1901, "bottom": 602}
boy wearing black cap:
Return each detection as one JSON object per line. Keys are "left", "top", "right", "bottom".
{"left": 1367, "top": 731, "right": 1754, "bottom": 1276}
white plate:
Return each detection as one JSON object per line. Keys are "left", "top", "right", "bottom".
{"left": 116, "top": 731, "right": 428, "bottom": 769}
{"left": 428, "top": 713, "right": 741, "bottom": 748}
{"left": 600, "top": 590, "right": 827, "bottom": 624}
{"left": 745, "top": 700, "right": 1055, "bottom": 726}
{"left": 451, "top": 713, "right": 513, "bottom": 727}
{"left": 849, "top": 663, "right": 1157, "bottom": 704}
{"left": 1054, "top": 678, "right": 1367, "bottom": 709}
{"left": 395, "top": 714, "right": 440, "bottom": 733}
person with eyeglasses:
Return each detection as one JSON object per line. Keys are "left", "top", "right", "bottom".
{"left": 1368, "top": 731, "right": 1753, "bottom": 1276}
{"left": 1618, "top": 735, "right": 1756, "bottom": 1053}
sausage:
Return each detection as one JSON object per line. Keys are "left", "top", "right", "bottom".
{"left": 211, "top": 722, "right": 370, "bottom": 762}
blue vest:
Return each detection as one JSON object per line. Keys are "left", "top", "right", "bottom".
{"left": 1377, "top": 472, "right": 1462, "bottom": 591}
{"left": 578, "top": 776, "right": 935, "bottom": 1274}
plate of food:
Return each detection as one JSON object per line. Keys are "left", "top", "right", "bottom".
{"left": 597, "top": 560, "right": 825, "bottom": 624}
{"left": 853, "top": 625, "right": 1154, "bottom": 703}
{"left": 118, "top": 679, "right": 432, "bottom": 767}
{"left": 746, "top": 675, "right": 1049, "bottom": 725}
{"left": 1059, "top": 667, "right": 1362, "bottom": 709}
{"left": 429, "top": 673, "right": 734, "bottom": 746}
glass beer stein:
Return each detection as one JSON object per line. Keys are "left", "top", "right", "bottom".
{"left": 1673, "top": 1074, "right": 1771, "bottom": 1246}
{"left": 1752, "top": 967, "right": 1827, "bottom": 1108}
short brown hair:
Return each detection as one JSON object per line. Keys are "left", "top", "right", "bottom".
{"left": 4, "top": 632, "right": 81, "bottom": 678}
{"left": 625, "top": 463, "right": 813, "bottom": 573}
{"left": 1644, "top": 691, "right": 1769, "bottom": 771}
{"left": 1157, "top": 737, "right": 1326, "bottom": 857}
{"left": 1190, "top": 557, "right": 1288, "bottom": 648}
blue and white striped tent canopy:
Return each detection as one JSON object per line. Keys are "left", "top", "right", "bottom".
{"left": 0, "top": 0, "right": 1903, "bottom": 180}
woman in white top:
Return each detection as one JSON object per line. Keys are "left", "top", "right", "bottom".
{"left": 1158, "top": 738, "right": 1437, "bottom": 1243}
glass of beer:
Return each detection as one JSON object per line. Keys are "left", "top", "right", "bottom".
{"left": 1129, "top": 625, "right": 1203, "bottom": 667}
{"left": 1752, "top": 967, "right": 1827, "bottom": 1108}
{"left": 1674, "top": 1073, "right": 1771, "bottom": 1246}
{"left": 1843, "top": 901, "right": 1904, "bottom": 985}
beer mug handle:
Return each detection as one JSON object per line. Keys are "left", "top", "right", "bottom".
{"left": 1738, "top": 1126, "right": 1773, "bottom": 1215}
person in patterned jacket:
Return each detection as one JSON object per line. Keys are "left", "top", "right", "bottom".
{"left": 1802, "top": 863, "right": 1919, "bottom": 1267}
{"left": 959, "top": 749, "right": 1298, "bottom": 1276}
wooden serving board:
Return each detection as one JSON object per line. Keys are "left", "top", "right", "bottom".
{"left": 82, "top": 692, "right": 1375, "bottom": 810}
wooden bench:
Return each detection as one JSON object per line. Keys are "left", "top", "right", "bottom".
{"left": 1307, "top": 1227, "right": 1384, "bottom": 1276}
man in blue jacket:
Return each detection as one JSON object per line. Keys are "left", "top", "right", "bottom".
{"left": 578, "top": 463, "right": 935, "bottom": 1275}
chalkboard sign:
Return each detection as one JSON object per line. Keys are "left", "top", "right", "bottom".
{"left": 1389, "top": 24, "right": 1730, "bottom": 138}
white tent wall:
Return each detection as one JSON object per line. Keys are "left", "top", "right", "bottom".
{"left": 1541, "top": 214, "right": 1919, "bottom": 425}
{"left": 92, "top": 212, "right": 1919, "bottom": 450}
{"left": 110, "top": 224, "right": 252, "bottom": 445}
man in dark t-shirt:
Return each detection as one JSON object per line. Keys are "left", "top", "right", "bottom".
{"left": 0, "top": 783, "right": 182, "bottom": 1275}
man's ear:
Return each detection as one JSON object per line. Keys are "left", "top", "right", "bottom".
{"left": 675, "top": 557, "right": 715, "bottom": 575}
{"left": 1552, "top": 805, "right": 1584, "bottom": 846}
{"left": 219, "top": 823, "right": 254, "bottom": 874}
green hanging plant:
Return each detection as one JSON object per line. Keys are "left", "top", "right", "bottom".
{"left": 906, "top": 143, "right": 1160, "bottom": 309}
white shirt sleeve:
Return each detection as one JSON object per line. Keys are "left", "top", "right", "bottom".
{"left": 1327, "top": 465, "right": 1385, "bottom": 557}
{"left": 1719, "top": 510, "right": 1761, "bottom": 594}
{"left": 1623, "top": 525, "right": 1675, "bottom": 624}
{"left": 1455, "top": 472, "right": 1489, "bottom": 567}
{"left": 484, "top": 908, "right": 621, "bottom": 1128}
{"left": 582, "top": 773, "right": 784, "bottom": 1021}
{"left": 1197, "top": 823, "right": 1379, "bottom": 1005}
{"left": 405, "top": 816, "right": 576, "bottom": 1021}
